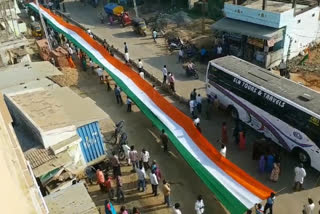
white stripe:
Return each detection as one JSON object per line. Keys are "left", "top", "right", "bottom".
{"left": 32, "top": 3, "right": 262, "bottom": 208}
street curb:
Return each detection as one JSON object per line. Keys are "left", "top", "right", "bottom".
{"left": 54, "top": 9, "right": 189, "bottom": 105}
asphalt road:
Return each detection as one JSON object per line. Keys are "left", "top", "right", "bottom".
{"left": 62, "top": 1, "right": 320, "bottom": 212}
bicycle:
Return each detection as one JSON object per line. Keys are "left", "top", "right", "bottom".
{"left": 105, "top": 120, "right": 125, "bottom": 145}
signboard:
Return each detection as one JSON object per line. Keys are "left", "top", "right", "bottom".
{"left": 247, "top": 37, "right": 264, "bottom": 48}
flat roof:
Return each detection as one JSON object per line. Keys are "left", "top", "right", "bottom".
{"left": 211, "top": 56, "right": 320, "bottom": 114}
{"left": 44, "top": 182, "right": 99, "bottom": 214}
{"left": 7, "top": 87, "right": 110, "bottom": 132}
{"left": 212, "top": 18, "right": 283, "bottom": 40}
{"left": 0, "top": 61, "right": 62, "bottom": 90}
{"left": 226, "top": 0, "right": 309, "bottom": 13}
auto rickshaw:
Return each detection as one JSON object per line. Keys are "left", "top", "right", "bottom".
{"left": 30, "top": 21, "right": 42, "bottom": 39}
{"left": 132, "top": 17, "right": 147, "bottom": 36}
{"left": 104, "top": 3, "right": 132, "bottom": 27}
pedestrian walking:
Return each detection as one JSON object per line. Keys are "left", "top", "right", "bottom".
{"left": 178, "top": 48, "right": 184, "bottom": 63}
{"left": 259, "top": 154, "right": 266, "bottom": 173}
{"left": 190, "top": 88, "right": 197, "bottom": 100}
{"left": 162, "top": 179, "right": 171, "bottom": 207}
{"left": 136, "top": 164, "right": 146, "bottom": 192}
{"left": 104, "top": 200, "right": 116, "bottom": 214}
{"left": 294, "top": 163, "right": 306, "bottom": 191}
{"left": 96, "top": 169, "right": 105, "bottom": 192}
{"left": 124, "top": 42, "right": 128, "bottom": 53}
{"left": 239, "top": 131, "right": 246, "bottom": 150}
{"left": 129, "top": 145, "right": 138, "bottom": 172}
{"left": 195, "top": 195, "right": 205, "bottom": 214}
{"left": 220, "top": 143, "right": 226, "bottom": 158}
{"left": 270, "top": 162, "right": 280, "bottom": 182}
{"left": 152, "top": 29, "right": 157, "bottom": 43}
{"left": 168, "top": 72, "right": 175, "bottom": 92}
{"left": 204, "top": 96, "right": 212, "bottom": 120}
{"left": 96, "top": 66, "right": 104, "bottom": 82}
{"left": 89, "top": 58, "right": 94, "bottom": 73}
{"left": 138, "top": 59, "right": 143, "bottom": 73}
{"left": 104, "top": 175, "right": 114, "bottom": 200}
{"left": 120, "top": 206, "right": 129, "bottom": 214}
{"left": 162, "top": 65, "right": 168, "bottom": 84}
{"left": 221, "top": 122, "right": 228, "bottom": 144}
{"left": 141, "top": 148, "right": 150, "bottom": 170}
{"left": 189, "top": 99, "right": 196, "bottom": 117}
{"left": 116, "top": 175, "right": 125, "bottom": 202}
{"left": 151, "top": 160, "right": 162, "bottom": 181}
{"left": 110, "top": 151, "right": 121, "bottom": 177}
{"left": 114, "top": 85, "right": 122, "bottom": 104}
{"left": 233, "top": 119, "right": 240, "bottom": 144}
{"left": 173, "top": 203, "right": 182, "bottom": 214}
{"left": 303, "top": 198, "right": 315, "bottom": 214}
{"left": 213, "top": 95, "right": 219, "bottom": 110}
{"left": 254, "top": 203, "right": 264, "bottom": 214}
{"left": 150, "top": 170, "right": 158, "bottom": 196}
{"left": 126, "top": 97, "right": 132, "bottom": 112}
{"left": 265, "top": 154, "right": 274, "bottom": 173}
{"left": 160, "top": 129, "right": 169, "bottom": 152}
{"left": 124, "top": 52, "right": 130, "bottom": 64}
{"left": 196, "top": 94, "right": 202, "bottom": 114}
{"left": 264, "top": 192, "right": 275, "bottom": 214}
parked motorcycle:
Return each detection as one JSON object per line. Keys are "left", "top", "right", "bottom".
{"left": 167, "top": 37, "right": 184, "bottom": 51}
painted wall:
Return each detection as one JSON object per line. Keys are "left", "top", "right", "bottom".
{"left": 224, "top": 3, "right": 281, "bottom": 28}
{"left": 283, "top": 7, "right": 320, "bottom": 60}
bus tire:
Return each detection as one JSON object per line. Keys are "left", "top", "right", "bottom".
{"left": 293, "top": 148, "right": 310, "bottom": 167}
{"left": 228, "top": 106, "right": 239, "bottom": 120}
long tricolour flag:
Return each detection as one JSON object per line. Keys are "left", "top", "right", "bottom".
{"left": 28, "top": 3, "right": 273, "bottom": 213}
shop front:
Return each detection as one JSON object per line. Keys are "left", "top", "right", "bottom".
{"left": 212, "top": 18, "right": 284, "bottom": 68}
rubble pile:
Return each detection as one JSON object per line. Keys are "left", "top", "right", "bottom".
{"left": 50, "top": 67, "right": 79, "bottom": 87}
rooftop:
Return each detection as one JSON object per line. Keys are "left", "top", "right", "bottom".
{"left": 226, "top": 0, "right": 309, "bottom": 13}
{"left": 211, "top": 56, "right": 320, "bottom": 114}
{"left": 7, "top": 87, "right": 110, "bottom": 132}
{"left": 44, "top": 182, "right": 99, "bottom": 214}
{"left": 0, "top": 61, "right": 62, "bottom": 91}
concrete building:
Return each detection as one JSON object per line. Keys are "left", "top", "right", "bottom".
{"left": 0, "top": 93, "right": 48, "bottom": 213}
{"left": 212, "top": 0, "right": 320, "bottom": 68}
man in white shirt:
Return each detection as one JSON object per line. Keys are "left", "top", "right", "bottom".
{"left": 220, "top": 143, "right": 226, "bottom": 158}
{"left": 138, "top": 59, "right": 143, "bottom": 72}
{"left": 217, "top": 45, "right": 223, "bottom": 56}
{"left": 96, "top": 66, "right": 103, "bottom": 80}
{"left": 152, "top": 30, "right": 157, "bottom": 43}
{"left": 193, "top": 117, "right": 200, "bottom": 126}
{"left": 149, "top": 170, "right": 158, "bottom": 196}
{"left": 195, "top": 195, "right": 205, "bottom": 214}
{"left": 294, "top": 163, "right": 306, "bottom": 191}
{"left": 141, "top": 148, "right": 150, "bottom": 170}
{"left": 129, "top": 145, "right": 138, "bottom": 172}
{"left": 136, "top": 164, "right": 146, "bottom": 192}
{"left": 178, "top": 49, "right": 184, "bottom": 63}
{"left": 196, "top": 94, "right": 202, "bottom": 114}
{"left": 125, "top": 52, "right": 130, "bottom": 64}
{"left": 173, "top": 203, "right": 182, "bottom": 214}
{"left": 189, "top": 99, "right": 195, "bottom": 117}
{"left": 303, "top": 198, "right": 315, "bottom": 214}
{"left": 162, "top": 65, "right": 168, "bottom": 84}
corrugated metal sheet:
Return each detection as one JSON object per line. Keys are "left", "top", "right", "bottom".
{"left": 77, "top": 122, "right": 105, "bottom": 162}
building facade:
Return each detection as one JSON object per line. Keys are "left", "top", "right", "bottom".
{"left": 212, "top": 0, "right": 320, "bottom": 68}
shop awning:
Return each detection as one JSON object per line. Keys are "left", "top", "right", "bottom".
{"left": 212, "top": 18, "right": 283, "bottom": 41}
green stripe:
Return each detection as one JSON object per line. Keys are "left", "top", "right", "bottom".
{"left": 29, "top": 5, "right": 248, "bottom": 213}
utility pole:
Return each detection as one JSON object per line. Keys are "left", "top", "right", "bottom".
{"left": 35, "top": 0, "right": 52, "bottom": 51}
{"left": 201, "top": 0, "right": 205, "bottom": 34}
{"left": 133, "top": 0, "right": 139, "bottom": 18}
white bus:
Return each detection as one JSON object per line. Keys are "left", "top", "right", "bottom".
{"left": 206, "top": 56, "right": 320, "bottom": 171}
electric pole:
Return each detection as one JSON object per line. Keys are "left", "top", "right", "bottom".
{"left": 133, "top": 0, "right": 139, "bottom": 18}
{"left": 35, "top": 0, "right": 52, "bottom": 51}
{"left": 202, "top": 0, "right": 205, "bottom": 34}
